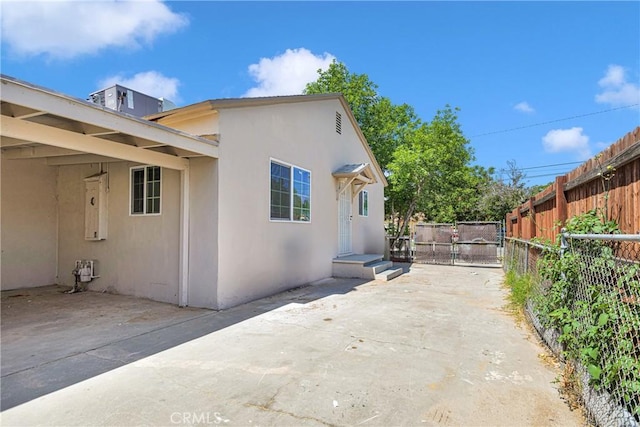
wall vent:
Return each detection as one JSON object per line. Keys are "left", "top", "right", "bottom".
{"left": 335, "top": 112, "right": 342, "bottom": 135}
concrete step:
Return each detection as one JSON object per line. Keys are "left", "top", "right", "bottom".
{"left": 375, "top": 268, "right": 403, "bottom": 281}
{"left": 332, "top": 255, "right": 401, "bottom": 281}
{"left": 332, "top": 254, "right": 384, "bottom": 265}
{"left": 367, "top": 260, "right": 393, "bottom": 274}
{"left": 332, "top": 254, "right": 385, "bottom": 279}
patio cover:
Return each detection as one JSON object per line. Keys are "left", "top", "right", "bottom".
{"left": 0, "top": 75, "right": 218, "bottom": 169}
{"left": 0, "top": 74, "right": 220, "bottom": 306}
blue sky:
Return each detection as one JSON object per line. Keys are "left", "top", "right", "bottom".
{"left": 1, "top": 1, "right": 639, "bottom": 186}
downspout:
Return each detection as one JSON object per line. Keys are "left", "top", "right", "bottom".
{"left": 179, "top": 164, "right": 190, "bottom": 307}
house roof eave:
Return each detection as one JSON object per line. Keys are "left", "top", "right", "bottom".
{"left": 147, "top": 93, "right": 388, "bottom": 187}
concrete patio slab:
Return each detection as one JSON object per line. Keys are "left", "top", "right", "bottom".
{"left": 1, "top": 265, "right": 585, "bottom": 426}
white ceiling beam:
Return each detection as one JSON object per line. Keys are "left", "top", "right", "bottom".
{"left": 46, "top": 154, "right": 122, "bottom": 166}
{"left": 2, "top": 115, "right": 188, "bottom": 170}
{"left": 173, "top": 147, "right": 203, "bottom": 157}
{"left": 3, "top": 145, "right": 82, "bottom": 159}
{"left": 1, "top": 77, "right": 219, "bottom": 158}
{"left": 86, "top": 130, "right": 119, "bottom": 137}
{"left": 15, "top": 111, "right": 47, "bottom": 120}
{"left": 0, "top": 136, "right": 32, "bottom": 147}
{"left": 134, "top": 140, "right": 167, "bottom": 148}
{"left": 2, "top": 103, "right": 45, "bottom": 119}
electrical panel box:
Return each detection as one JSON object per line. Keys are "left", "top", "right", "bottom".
{"left": 84, "top": 173, "right": 108, "bottom": 240}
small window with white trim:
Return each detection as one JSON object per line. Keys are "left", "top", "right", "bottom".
{"left": 130, "top": 165, "right": 161, "bottom": 215}
{"left": 358, "top": 190, "right": 368, "bottom": 217}
{"left": 270, "top": 160, "right": 311, "bottom": 222}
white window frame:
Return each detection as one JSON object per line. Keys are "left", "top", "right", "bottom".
{"left": 358, "top": 190, "right": 369, "bottom": 217}
{"left": 129, "top": 165, "right": 162, "bottom": 216}
{"left": 269, "top": 158, "right": 311, "bottom": 223}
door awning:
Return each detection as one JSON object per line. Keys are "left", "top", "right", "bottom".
{"left": 332, "top": 163, "right": 377, "bottom": 199}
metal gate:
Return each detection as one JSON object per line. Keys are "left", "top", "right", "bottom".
{"left": 413, "top": 221, "right": 502, "bottom": 265}
{"left": 455, "top": 221, "right": 501, "bottom": 264}
{"left": 414, "top": 223, "right": 455, "bottom": 264}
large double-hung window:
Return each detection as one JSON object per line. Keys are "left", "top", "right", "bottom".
{"left": 270, "top": 160, "right": 311, "bottom": 222}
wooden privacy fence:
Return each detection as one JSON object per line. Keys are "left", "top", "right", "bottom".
{"left": 506, "top": 126, "right": 640, "bottom": 242}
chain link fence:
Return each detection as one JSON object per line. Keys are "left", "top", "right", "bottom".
{"left": 505, "top": 234, "right": 640, "bottom": 427}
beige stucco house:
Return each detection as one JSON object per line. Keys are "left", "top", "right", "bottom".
{"left": 1, "top": 75, "right": 394, "bottom": 310}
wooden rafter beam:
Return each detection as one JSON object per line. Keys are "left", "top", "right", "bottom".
{"left": 3, "top": 145, "right": 82, "bottom": 159}
{"left": 1, "top": 115, "right": 188, "bottom": 170}
{"left": 46, "top": 155, "right": 123, "bottom": 166}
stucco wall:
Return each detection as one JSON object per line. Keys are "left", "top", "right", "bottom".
{"left": 187, "top": 157, "right": 219, "bottom": 309}
{"left": 1, "top": 157, "right": 58, "bottom": 289}
{"left": 56, "top": 162, "right": 181, "bottom": 304}
{"left": 149, "top": 113, "right": 222, "bottom": 309}
{"left": 153, "top": 98, "right": 385, "bottom": 309}
{"left": 214, "top": 99, "right": 386, "bottom": 308}
{"left": 354, "top": 184, "right": 385, "bottom": 254}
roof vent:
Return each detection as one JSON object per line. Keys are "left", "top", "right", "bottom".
{"left": 335, "top": 112, "right": 342, "bottom": 135}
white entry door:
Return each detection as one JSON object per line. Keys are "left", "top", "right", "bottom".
{"left": 338, "top": 185, "right": 352, "bottom": 255}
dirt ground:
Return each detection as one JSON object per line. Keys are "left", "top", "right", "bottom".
{"left": 1, "top": 264, "right": 587, "bottom": 426}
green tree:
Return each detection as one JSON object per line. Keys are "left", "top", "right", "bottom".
{"left": 304, "top": 61, "right": 377, "bottom": 125}
{"left": 306, "top": 62, "right": 483, "bottom": 230}
{"left": 476, "top": 160, "right": 528, "bottom": 221}
{"left": 387, "top": 106, "right": 474, "bottom": 240}
{"left": 304, "top": 60, "right": 419, "bottom": 171}
{"left": 447, "top": 164, "right": 496, "bottom": 221}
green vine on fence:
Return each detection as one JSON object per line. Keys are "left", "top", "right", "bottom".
{"left": 594, "top": 153, "right": 616, "bottom": 223}
{"left": 532, "top": 209, "right": 639, "bottom": 418}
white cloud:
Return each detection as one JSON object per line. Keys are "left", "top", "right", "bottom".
{"left": 514, "top": 101, "right": 535, "bottom": 113}
{"left": 542, "top": 127, "right": 592, "bottom": 160}
{"left": 595, "top": 65, "right": 640, "bottom": 107}
{"left": 244, "top": 48, "right": 336, "bottom": 97}
{"left": 98, "top": 71, "right": 181, "bottom": 102}
{"left": 598, "top": 65, "right": 625, "bottom": 87}
{"left": 0, "top": 0, "right": 188, "bottom": 59}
